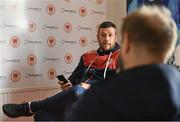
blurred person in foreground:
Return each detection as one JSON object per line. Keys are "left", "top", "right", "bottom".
{"left": 2, "top": 21, "right": 120, "bottom": 121}
{"left": 65, "top": 5, "right": 180, "bottom": 121}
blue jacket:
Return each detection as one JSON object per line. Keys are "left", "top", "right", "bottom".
{"left": 65, "top": 64, "right": 180, "bottom": 120}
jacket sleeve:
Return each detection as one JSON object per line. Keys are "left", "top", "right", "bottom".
{"left": 68, "top": 55, "right": 85, "bottom": 85}
{"left": 64, "top": 85, "right": 109, "bottom": 120}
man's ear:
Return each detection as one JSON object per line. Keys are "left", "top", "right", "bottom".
{"left": 96, "top": 34, "right": 99, "bottom": 42}
{"left": 115, "top": 34, "right": 118, "bottom": 42}
{"left": 123, "top": 33, "right": 131, "bottom": 53}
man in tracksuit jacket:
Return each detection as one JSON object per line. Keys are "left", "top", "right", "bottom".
{"left": 65, "top": 6, "right": 180, "bottom": 121}
{"left": 2, "top": 21, "right": 120, "bottom": 121}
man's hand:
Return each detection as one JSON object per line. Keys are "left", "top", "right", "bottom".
{"left": 80, "top": 83, "right": 91, "bottom": 90}
{"left": 58, "top": 81, "right": 72, "bottom": 91}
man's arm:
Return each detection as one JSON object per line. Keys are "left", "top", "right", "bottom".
{"left": 58, "top": 55, "right": 85, "bottom": 90}
{"left": 68, "top": 55, "right": 85, "bottom": 85}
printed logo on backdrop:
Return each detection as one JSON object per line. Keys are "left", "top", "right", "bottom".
{"left": 77, "top": 26, "right": 92, "bottom": 31}
{"left": 9, "top": 3, "right": 19, "bottom": 12}
{"left": 61, "top": 39, "right": 76, "bottom": 45}
{"left": 62, "top": 70, "right": 73, "bottom": 75}
{"left": 42, "top": 25, "right": 59, "bottom": 30}
{"left": 25, "top": 39, "right": 42, "bottom": 45}
{"left": 48, "top": 68, "right": 57, "bottom": 80}
{"left": 96, "top": 0, "right": 104, "bottom": 5}
{"left": 64, "top": 0, "right": 71, "bottom": 2}
{"left": 91, "top": 39, "right": 98, "bottom": 44}
{"left": 64, "top": 22, "right": 72, "bottom": 33}
{"left": 47, "top": 4, "right": 55, "bottom": 15}
{"left": 0, "top": 75, "right": 6, "bottom": 80}
{"left": 28, "top": 21, "right": 36, "bottom": 32}
{"left": 27, "top": 7, "right": 41, "bottom": 12}
{"left": 90, "top": 10, "right": 105, "bottom": 15}
{"left": 0, "top": 39, "right": 6, "bottom": 44}
{"left": 64, "top": 53, "right": 73, "bottom": 64}
{"left": 79, "top": 7, "right": 87, "bottom": 17}
{"left": 0, "top": 23, "right": 19, "bottom": 29}
{"left": 25, "top": 73, "right": 43, "bottom": 79}
{"left": 1, "top": 58, "right": 21, "bottom": 64}
{"left": 79, "top": 37, "right": 87, "bottom": 47}
{"left": 42, "top": 57, "right": 60, "bottom": 62}
{"left": 10, "top": 36, "right": 20, "bottom": 48}
{"left": 61, "top": 8, "right": 76, "bottom": 14}
{"left": 27, "top": 54, "right": 37, "bottom": 65}
{"left": 47, "top": 36, "right": 56, "bottom": 47}
{"left": 11, "top": 70, "right": 21, "bottom": 82}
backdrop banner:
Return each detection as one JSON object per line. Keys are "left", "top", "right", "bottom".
{"left": 0, "top": 0, "right": 107, "bottom": 89}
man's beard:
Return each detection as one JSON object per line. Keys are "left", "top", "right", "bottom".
{"left": 116, "top": 55, "right": 124, "bottom": 74}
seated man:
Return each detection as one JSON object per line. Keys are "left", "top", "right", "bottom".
{"left": 65, "top": 5, "right": 180, "bottom": 120}
{"left": 2, "top": 21, "right": 120, "bottom": 121}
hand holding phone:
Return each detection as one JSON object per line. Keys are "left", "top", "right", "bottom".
{"left": 57, "top": 75, "right": 72, "bottom": 90}
{"left": 56, "top": 75, "right": 69, "bottom": 85}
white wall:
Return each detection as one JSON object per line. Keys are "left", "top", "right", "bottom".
{"left": 107, "top": 0, "right": 126, "bottom": 42}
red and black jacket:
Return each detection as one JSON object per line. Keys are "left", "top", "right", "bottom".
{"left": 68, "top": 43, "right": 120, "bottom": 85}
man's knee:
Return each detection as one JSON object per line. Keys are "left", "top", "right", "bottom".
{"left": 34, "top": 110, "right": 44, "bottom": 121}
{"left": 34, "top": 110, "right": 63, "bottom": 121}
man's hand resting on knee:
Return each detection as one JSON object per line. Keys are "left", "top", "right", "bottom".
{"left": 80, "top": 83, "right": 91, "bottom": 90}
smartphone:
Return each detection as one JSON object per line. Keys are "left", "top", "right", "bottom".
{"left": 56, "top": 75, "right": 69, "bottom": 84}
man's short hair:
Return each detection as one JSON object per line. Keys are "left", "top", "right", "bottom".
{"left": 98, "top": 21, "right": 117, "bottom": 34}
{"left": 121, "top": 5, "right": 177, "bottom": 61}
{"left": 99, "top": 21, "right": 117, "bottom": 29}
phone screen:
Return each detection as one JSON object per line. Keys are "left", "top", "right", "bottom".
{"left": 56, "top": 75, "right": 69, "bottom": 84}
